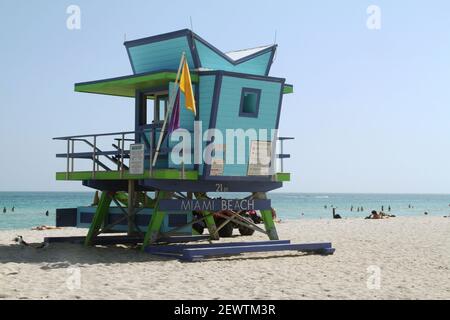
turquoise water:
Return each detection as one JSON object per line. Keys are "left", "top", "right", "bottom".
{"left": 0, "top": 192, "right": 449, "bottom": 230}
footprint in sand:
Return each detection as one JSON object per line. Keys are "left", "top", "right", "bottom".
{"left": 40, "top": 262, "right": 72, "bottom": 270}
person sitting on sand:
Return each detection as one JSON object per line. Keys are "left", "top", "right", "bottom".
{"left": 380, "top": 211, "right": 390, "bottom": 218}
{"left": 31, "top": 225, "right": 62, "bottom": 231}
{"left": 366, "top": 210, "right": 383, "bottom": 220}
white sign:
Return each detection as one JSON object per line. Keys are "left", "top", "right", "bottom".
{"left": 210, "top": 158, "right": 224, "bottom": 176}
{"left": 129, "top": 144, "right": 145, "bottom": 175}
{"left": 248, "top": 141, "right": 273, "bottom": 176}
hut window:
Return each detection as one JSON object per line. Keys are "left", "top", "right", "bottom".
{"left": 154, "top": 95, "right": 168, "bottom": 122}
{"left": 239, "top": 88, "right": 261, "bottom": 118}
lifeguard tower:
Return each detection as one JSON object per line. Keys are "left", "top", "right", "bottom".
{"left": 52, "top": 29, "right": 334, "bottom": 261}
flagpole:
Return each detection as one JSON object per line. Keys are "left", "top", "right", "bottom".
{"left": 152, "top": 52, "right": 186, "bottom": 167}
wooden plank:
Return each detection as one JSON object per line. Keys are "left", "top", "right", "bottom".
{"left": 56, "top": 169, "right": 198, "bottom": 181}
{"left": 84, "top": 192, "right": 113, "bottom": 246}
{"left": 181, "top": 242, "right": 334, "bottom": 261}
{"left": 146, "top": 240, "right": 291, "bottom": 254}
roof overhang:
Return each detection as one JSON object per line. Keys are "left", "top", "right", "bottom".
{"left": 74, "top": 70, "right": 199, "bottom": 98}
{"left": 75, "top": 69, "right": 292, "bottom": 98}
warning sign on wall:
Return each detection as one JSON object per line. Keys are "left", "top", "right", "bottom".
{"left": 247, "top": 141, "right": 273, "bottom": 176}
{"left": 129, "top": 144, "right": 145, "bottom": 175}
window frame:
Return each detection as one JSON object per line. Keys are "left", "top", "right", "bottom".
{"left": 239, "top": 87, "right": 261, "bottom": 118}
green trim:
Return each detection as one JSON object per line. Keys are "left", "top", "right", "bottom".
{"left": 142, "top": 191, "right": 171, "bottom": 250}
{"left": 194, "top": 193, "right": 219, "bottom": 240}
{"left": 56, "top": 170, "right": 198, "bottom": 181}
{"left": 57, "top": 170, "right": 287, "bottom": 182}
{"left": 260, "top": 209, "right": 279, "bottom": 240}
{"left": 283, "top": 84, "right": 294, "bottom": 94}
{"left": 84, "top": 191, "right": 113, "bottom": 246}
{"left": 75, "top": 71, "right": 199, "bottom": 98}
{"left": 276, "top": 172, "right": 291, "bottom": 182}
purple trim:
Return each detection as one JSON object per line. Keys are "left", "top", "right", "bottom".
{"left": 123, "top": 29, "right": 277, "bottom": 71}
{"left": 198, "top": 70, "right": 285, "bottom": 84}
{"left": 203, "top": 72, "right": 223, "bottom": 178}
{"left": 75, "top": 69, "right": 181, "bottom": 87}
{"left": 124, "top": 29, "right": 191, "bottom": 48}
{"left": 192, "top": 32, "right": 277, "bottom": 66}
{"left": 265, "top": 48, "right": 277, "bottom": 76}
{"left": 139, "top": 179, "right": 283, "bottom": 193}
{"left": 275, "top": 80, "right": 286, "bottom": 130}
{"left": 125, "top": 46, "right": 137, "bottom": 74}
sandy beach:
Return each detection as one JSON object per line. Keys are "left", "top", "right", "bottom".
{"left": 0, "top": 216, "right": 449, "bottom": 300}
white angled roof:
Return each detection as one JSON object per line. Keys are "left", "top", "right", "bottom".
{"left": 225, "top": 45, "right": 273, "bottom": 61}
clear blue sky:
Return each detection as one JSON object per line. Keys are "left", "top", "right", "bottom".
{"left": 0, "top": 0, "right": 449, "bottom": 193}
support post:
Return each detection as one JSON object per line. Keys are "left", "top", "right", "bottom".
{"left": 253, "top": 192, "right": 279, "bottom": 240}
{"left": 71, "top": 140, "right": 75, "bottom": 172}
{"left": 127, "top": 180, "right": 135, "bottom": 236}
{"left": 85, "top": 191, "right": 113, "bottom": 246}
{"left": 195, "top": 193, "right": 219, "bottom": 240}
{"left": 92, "top": 136, "right": 97, "bottom": 179}
{"left": 66, "top": 140, "right": 70, "bottom": 180}
{"left": 120, "top": 133, "right": 125, "bottom": 179}
{"left": 142, "top": 191, "right": 171, "bottom": 250}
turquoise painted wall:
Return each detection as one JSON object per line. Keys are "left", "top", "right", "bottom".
{"left": 128, "top": 37, "right": 195, "bottom": 74}
{"left": 213, "top": 76, "right": 283, "bottom": 177}
{"left": 197, "top": 75, "right": 217, "bottom": 174}
{"left": 195, "top": 40, "right": 272, "bottom": 75}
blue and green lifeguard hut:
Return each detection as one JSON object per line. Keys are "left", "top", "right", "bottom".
{"left": 51, "top": 29, "right": 334, "bottom": 259}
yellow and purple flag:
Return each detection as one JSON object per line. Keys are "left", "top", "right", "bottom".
{"left": 168, "top": 89, "right": 181, "bottom": 134}
{"left": 179, "top": 60, "right": 196, "bottom": 116}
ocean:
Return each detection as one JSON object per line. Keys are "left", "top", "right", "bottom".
{"left": 0, "top": 192, "right": 449, "bottom": 230}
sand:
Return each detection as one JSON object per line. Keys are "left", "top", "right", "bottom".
{"left": 0, "top": 216, "right": 449, "bottom": 300}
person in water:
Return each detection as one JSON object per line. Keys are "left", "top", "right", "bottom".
{"left": 2, "top": 207, "right": 6, "bottom": 213}
{"left": 11, "top": 206, "right": 14, "bottom": 212}
{"left": 45, "top": 210, "right": 49, "bottom": 217}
